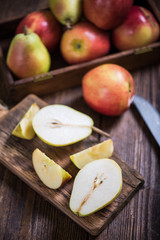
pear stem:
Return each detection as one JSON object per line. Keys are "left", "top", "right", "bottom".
{"left": 23, "top": 25, "right": 28, "bottom": 35}
{"left": 51, "top": 120, "right": 111, "bottom": 138}
{"left": 91, "top": 126, "right": 110, "bottom": 138}
{"left": 65, "top": 19, "right": 72, "bottom": 30}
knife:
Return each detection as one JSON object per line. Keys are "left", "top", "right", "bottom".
{"left": 133, "top": 95, "right": 160, "bottom": 147}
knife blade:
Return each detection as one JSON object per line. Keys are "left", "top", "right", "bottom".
{"left": 133, "top": 95, "right": 160, "bottom": 147}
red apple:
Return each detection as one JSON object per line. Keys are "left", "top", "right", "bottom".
{"left": 16, "top": 10, "right": 62, "bottom": 52}
{"left": 82, "top": 64, "right": 135, "bottom": 116}
{"left": 112, "top": 6, "right": 160, "bottom": 51}
{"left": 83, "top": 0, "right": 133, "bottom": 30}
{"left": 60, "top": 22, "right": 110, "bottom": 64}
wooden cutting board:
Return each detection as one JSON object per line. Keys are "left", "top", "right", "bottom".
{"left": 0, "top": 94, "right": 144, "bottom": 236}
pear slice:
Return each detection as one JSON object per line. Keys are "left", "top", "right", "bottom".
{"left": 32, "top": 104, "right": 94, "bottom": 146}
{"left": 32, "top": 148, "right": 72, "bottom": 189}
{"left": 69, "top": 158, "right": 122, "bottom": 216}
{"left": 70, "top": 139, "right": 114, "bottom": 169}
{"left": 12, "top": 103, "right": 40, "bottom": 140}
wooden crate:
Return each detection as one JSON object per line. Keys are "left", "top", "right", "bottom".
{"left": 0, "top": 0, "right": 160, "bottom": 103}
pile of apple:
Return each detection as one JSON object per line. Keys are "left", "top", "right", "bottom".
{"left": 12, "top": 102, "right": 123, "bottom": 216}
{"left": 6, "top": 0, "right": 160, "bottom": 79}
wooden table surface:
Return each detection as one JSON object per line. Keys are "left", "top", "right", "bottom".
{"left": 0, "top": 0, "right": 160, "bottom": 239}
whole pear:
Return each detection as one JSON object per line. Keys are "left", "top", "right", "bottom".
{"left": 6, "top": 28, "right": 51, "bottom": 79}
{"left": 49, "top": 0, "right": 82, "bottom": 28}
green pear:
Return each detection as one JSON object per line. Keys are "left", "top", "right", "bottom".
{"left": 70, "top": 139, "right": 114, "bottom": 169}
{"left": 49, "top": 0, "right": 82, "bottom": 28}
{"left": 12, "top": 103, "right": 40, "bottom": 140}
{"left": 70, "top": 158, "right": 122, "bottom": 216}
{"left": 32, "top": 104, "right": 94, "bottom": 146}
{"left": 6, "top": 28, "right": 51, "bottom": 79}
{"left": 32, "top": 148, "right": 72, "bottom": 189}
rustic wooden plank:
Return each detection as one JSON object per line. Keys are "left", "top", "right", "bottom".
{"left": 0, "top": 65, "right": 159, "bottom": 239}
{"left": 0, "top": 94, "right": 144, "bottom": 236}
{"left": 147, "top": 0, "right": 160, "bottom": 22}
{"left": 98, "top": 64, "right": 160, "bottom": 240}
{"left": 0, "top": 0, "right": 48, "bottom": 24}
{"left": 1, "top": 42, "right": 160, "bottom": 103}
{"left": 0, "top": 103, "right": 8, "bottom": 120}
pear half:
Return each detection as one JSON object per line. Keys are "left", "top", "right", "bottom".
{"left": 12, "top": 103, "right": 40, "bottom": 140}
{"left": 70, "top": 139, "right": 114, "bottom": 169}
{"left": 32, "top": 104, "right": 94, "bottom": 146}
{"left": 69, "top": 158, "right": 122, "bottom": 216}
{"left": 32, "top": 148, "right": 72, "bottom": 189}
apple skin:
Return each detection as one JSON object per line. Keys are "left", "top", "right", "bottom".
{"left": 60, "top": 22, "right": 110, "bottom": 64}
{"left": 82, "top": 64, "right": 135, "bottom": 116}
{"left": 83, "top": 0, "right": 133, "bottom": 30}
{"left": 112, "top": 6, "right": 160, "bottom": 51}
{"left": 16, "top": 10, "right": 62, "bottom": 52}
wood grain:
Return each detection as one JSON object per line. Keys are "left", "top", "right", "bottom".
{"left": 0, "top": 94, "right": 144, "bottom": 236}
{"left": 0, "top": 103, "right": 8, "bottom": 120}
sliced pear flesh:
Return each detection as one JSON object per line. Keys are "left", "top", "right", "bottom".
{"left": 69, "top": 158, "right": 122, "bottom": 216}
{"left": 70, "top": 139, "right": 114, "bottom": 169}
{"left": 32, "top": 104, "right": 94, "bottom": 146}
{"left": 12, "top": 103, "right": 40, "bottom": 140}
{"left": 32, "top": 148, "right": 72, "bottom": 189}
